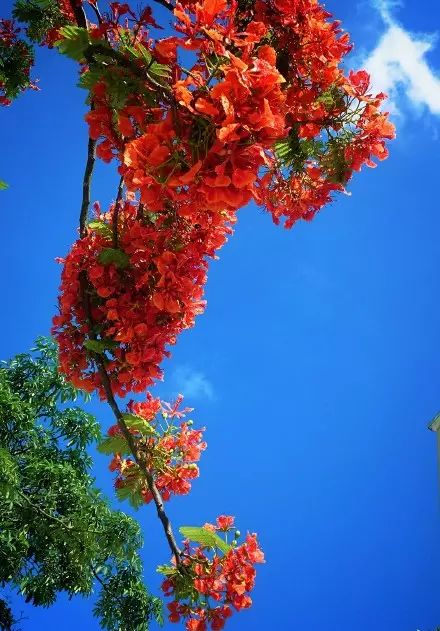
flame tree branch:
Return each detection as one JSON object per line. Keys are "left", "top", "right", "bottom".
{"left": 77, "top": 179, "right": 182, "bottom": 565}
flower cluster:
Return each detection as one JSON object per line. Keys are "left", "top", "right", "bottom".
{"left": 53, "top": 196, "right": 235, "bottom": 396}
{"left": 105, "top": 394, "right": 207, "bottom": 504}
{"left": 52, "top": 0, "right": 394, "bottom": 395}
{"left": 161, "top": 516, "right": 265, "bottom": 630}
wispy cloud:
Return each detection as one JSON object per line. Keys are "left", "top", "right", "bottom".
{"left": 363, "top": 0, "right": 440, "bottom": 116}
{"left": 172, "top": 366, "right": 215, "bottom": 401}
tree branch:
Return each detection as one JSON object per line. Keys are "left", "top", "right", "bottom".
{"left": 78, "top": 272, "right": 182, "bottom": 565}
{"left": 87, "top": 1, "right": 103, "bottom": 25}
{"left": 95, "top": 359, "right": 182, "bottom": 564}
{"left": 74, "top": 8, "right": 181, "bottom": 565}
{"left": 112, "top": 176, "right": 124, "bottom": 248}
{"left": 151, "top": 0, "right": 175, "bottom": 13}
{"left": 79, "top": 133, "right": 96, "bottom": 238}
{"left": 68, "top": 0, "right": 87, "bottom": 28}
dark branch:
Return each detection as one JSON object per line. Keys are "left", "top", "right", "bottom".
{"left": 78, "top": 272, "right": 182, "bottom": 565}
{"left": 112, "top": 176, "right": 124, "bottom": 248}
{"left": 151, "top": 0, "right": 175, "bottom": 12}
{"left": 79, "top": 133, "right": 96, "bottom": 238}
{"left": 87, "top": 1, "right": 103, "bottom": 25}
{"left": 68, "top": 0, "right": 87, "bottom": 28}
{"left": 95, "top": 360, "right": 182, "bottom": 564}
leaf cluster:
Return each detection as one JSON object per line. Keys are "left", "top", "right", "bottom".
{"left": 0, "top": 35, "right": 34, "bottom": 101}
{"left": 12, "top": 0, "right": 66, "bottom": 44}
{"left": 274, "top": 125, "right": 355, "bottom": 185}
{"left": 0, "top": 338, "right": 162, "bottom": 630}
{"left": 274, "top": 127, "right": 324, "bottom": 173}
{"left": 55, "top": 25, "right": 170, "bottom": 112}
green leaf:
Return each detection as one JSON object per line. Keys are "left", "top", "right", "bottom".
{"left": 156, "top": 564, "right": 176, "bottom": 577}
{"left": 0, "top": 180, "right": 9, "bottom": 190}
{"left": 83, "top": 339, "right": 119, "bottom": 355}
{"left": 179, "top": 527, "right": 231, "bottom": 554}
{"left": 148, "top": 61, "right": 171, "bottom": 79}
{"left": 55, "top": 26, "right": 90, "bottom": 61}
{"left": 115, "top": 477, "right": 144, "bottom": 509}
{"left": 98, "top": 248, "right": 130, "bottom": 270}
{"left": 97, "top": 435, "right": 130, "bottom": 456}
{"left": 78, "top": 69, "right": 101, "bottom": 90}
{"left": 121, "top": 414, "right": 157, "bottom": 436}
{"left": 87, "top": 221, "right": 112, "bottom": 239}
{"left": 33, "top": 0, "right": 55, "bottom": 7}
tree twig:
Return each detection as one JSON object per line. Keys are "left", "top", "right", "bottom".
{"left": 68, "top": 0, "right": 87, "bottom": 28}
{"left": 95, "top": 360, "right": 182, "bottom": 564}
{"left": 151, "top": 0, "right": 175, "bottom": 13}
{"left": 78, "top": 272, "right": 182, "bottom": 565}
{"left": 87, "top": 1, "right": 103, "bottom": 25}
{"left": 112, "top": 176, "right": 124, "bottom": 248}
{"left": 79, "top": 133, "right": 96, "bottom": 238}
{"left": 73, "top": 1, "right": 181, "bottom": 567}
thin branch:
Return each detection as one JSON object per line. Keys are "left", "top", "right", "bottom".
{"left": 112, "top": 176, "right": 124, "bottom": 248}
{"left": 95, "top": 360, "right": 182, "bottom": 564}
{"left": 68, "top": 0, "right": 87, "bottom": 28}
{"left": 73, "top": 6, "right": 181, "bottom": 566}
{"left": 16, "top": 487, "right": 103, "bottom": 536}
{"left": 80, "top": 133, "right": 96, "bottom": 238}
{"left": 151, "top": 0, "right": 175, "bottom": 13}
{"left": 87, "top": 1, "right": 103, "bottom": 25}
{"left": 78, "top": 272, "right": 182, "bottom": 565}
{"left": 90, "top": 564, "right": 106, "bottom": 588}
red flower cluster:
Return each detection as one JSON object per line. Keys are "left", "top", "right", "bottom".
{"left": 53, "top": 0, "right": 394, "bottom": 395}
{"left": 80, "top": 0, "right": 395, "bottom": 228}
{"left": 107, "top": 393, "right": 207, "bottom": 503}
{"left": 53, "top": 200, "right": 235, "bottom": 396}
{"left": 162, "top": 517, "right": 265, "bottom": 630}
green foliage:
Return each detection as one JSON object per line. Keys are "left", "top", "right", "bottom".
{"left": 75, "top": 30, "right": 170, "bottom": 111}
{"left": 0, "top": 597, "right": 16, "bottom": 631}
{"left": 316, "top": 84, "right": 346, "bottom": 111}
{"left": 179, "top": 526, "right": 231, "bottom": 554}
{"left": 0, "top": 35, "right": 34, "bottom": 101}
{"left": 122, "top": 413, "right": 157, "bottom": 435}
{"left": 97, "top": 434, "right": 130, "bottom": 456}
{"left": 55, "top": 25, "right": 90, "bottom": 61}
{"left": 320, "top": 135, "right": 352, "bottom": 185}
{"left": 94, "top": 568, "right": 163, "bottom": 631}
{"left": 115, "top": 475, "right": 145, "bottom": 510}
{"left": 117, "top": 30, "right": 170, "bottom": 81}
{"left": 88, "top": 220, "right": 113, "bottom": 240}
{"left": 98, "top": 247, "right": 130, "bottom": 269}
{"left": 0, "top": 180, "right": 8, "bottom": 190}
{"left": 13, "top": 0, "right": 66, "bottom": 44}
{"left": 83, "top": 338, "right": 119, "bottom": 354}
{"left": 0, "top": 338, "right": 162, "bottom": 630}
{"left": 274, "top": 128, "right": 324, "bottom": 173}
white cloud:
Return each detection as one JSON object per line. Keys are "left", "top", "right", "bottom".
{"left": 172, "top": 366, "right": 215, "bottom": 400}
{"left": 363, "top": 0, "right": 440, "bottom": 116}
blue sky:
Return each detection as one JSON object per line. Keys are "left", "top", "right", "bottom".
{"left": 1, "top": 0, "right": 440, "bottom": 629}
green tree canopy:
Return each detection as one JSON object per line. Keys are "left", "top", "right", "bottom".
{"left": 0, "top": 338, "right": 162, "bottom": 630}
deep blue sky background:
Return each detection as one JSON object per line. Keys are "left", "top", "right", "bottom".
{"left": 1, "top": 0, "right": 440, "bottom": 629}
